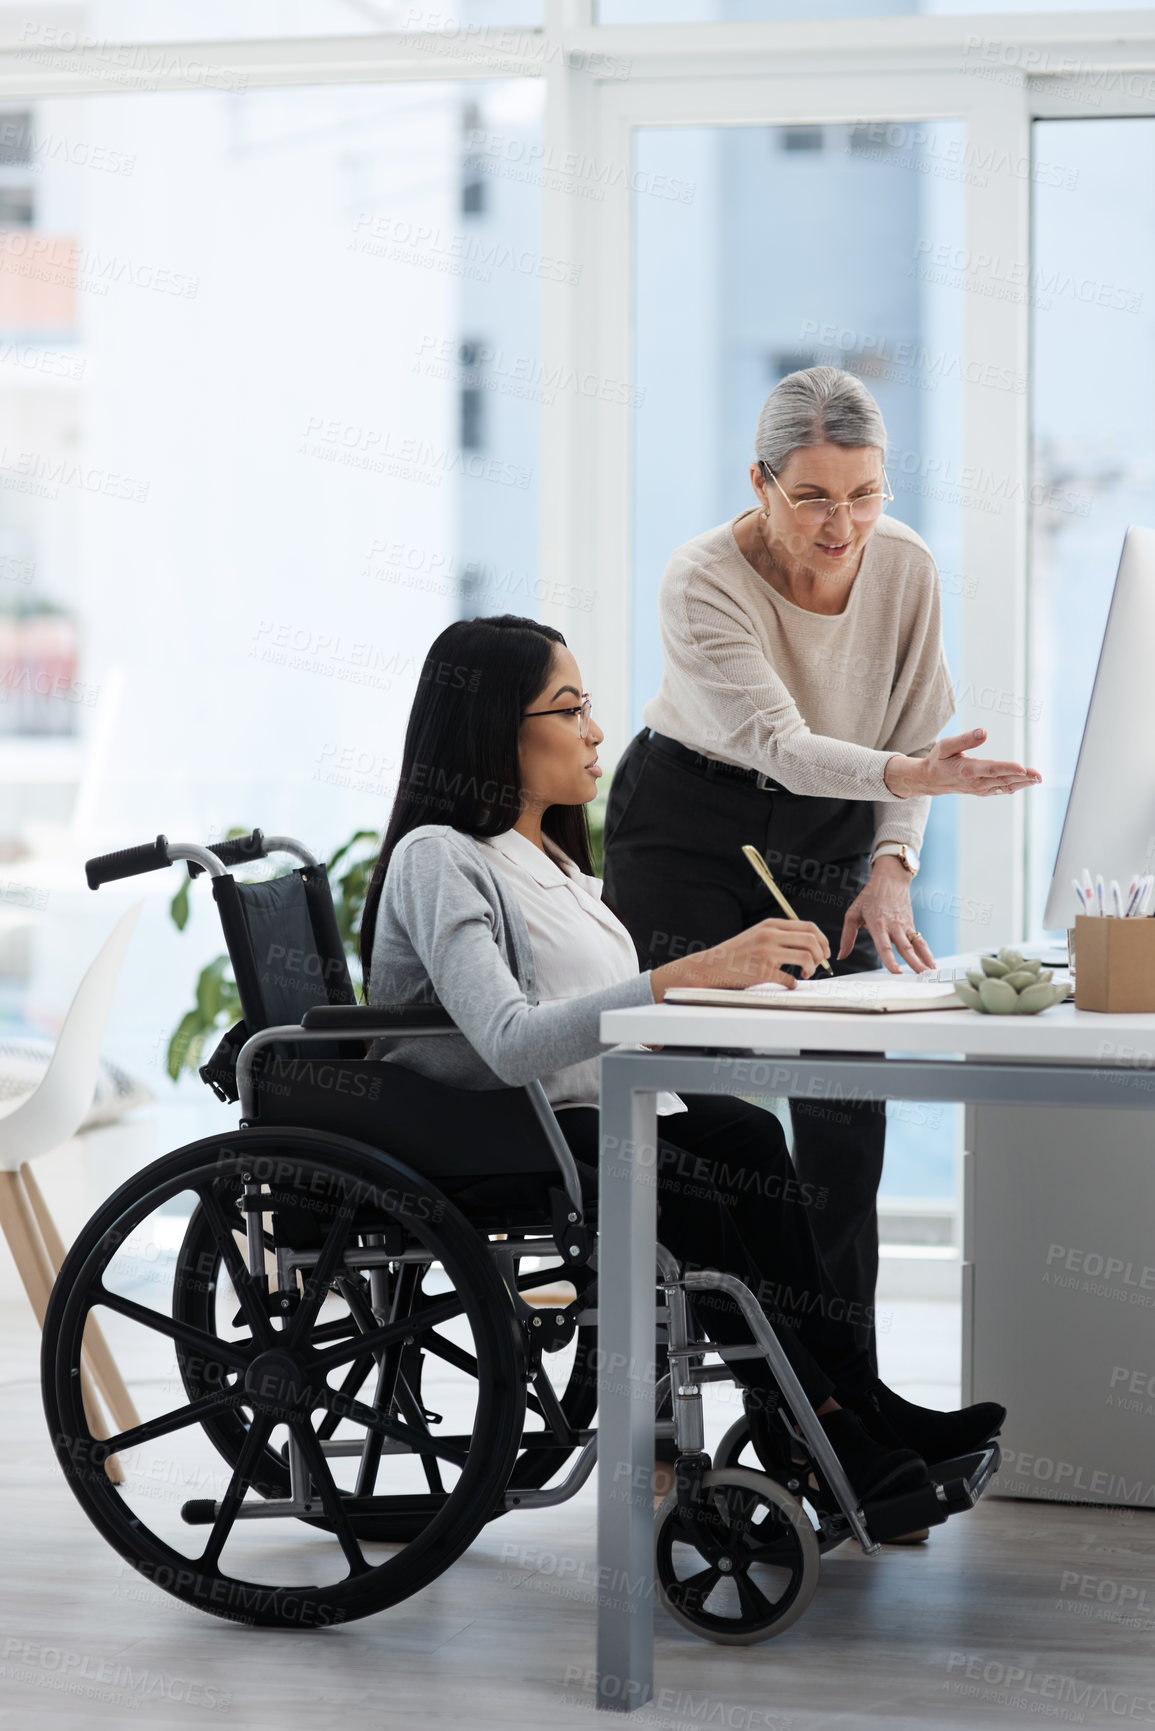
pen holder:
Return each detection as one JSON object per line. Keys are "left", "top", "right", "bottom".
{"left": 1073, "top": 915, "right": 1155, "bottom": 1012}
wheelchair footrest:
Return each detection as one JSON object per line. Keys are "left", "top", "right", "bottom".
{"left": 929, "top": 1441, "right": 1001, "bottom": 1511}
{"left": 860, "top": 1483, "right": 948, "bottom": 1543}
{"left": 860, "top": 1443, "right": 1000, "bottom": 1545}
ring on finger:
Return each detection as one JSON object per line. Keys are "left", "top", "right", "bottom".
{"left": 905, "top": 930, "right": 921, "bottom": 943}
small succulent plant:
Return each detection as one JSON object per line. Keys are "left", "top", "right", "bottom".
{"left": 954, "top": 949, "right": 1067, "bottom": 1015}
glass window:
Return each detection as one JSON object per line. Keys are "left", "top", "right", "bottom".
{"left": 602, "top": 0, "right": 1152, "bottom": 26}
{"left": 632, "top": 118, "right": 971, "bottom": 1199}
{"left": 8, "top": 0, "right": 543, "bottom": 43}
{"left": 0, "top": 112, "right": 34, "bottom": 166}
{"left": 632, "top": 120, "right": 968, "bottom": 939}
{"left": 0, "top": 77, "right": 544, "bottom": 1129}
{"left": 1028, "top": 117, "right": 1155, "bottom": 934}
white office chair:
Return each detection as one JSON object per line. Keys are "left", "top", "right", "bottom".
{"left": 0, "top": 901, "right": 143, "bottom": 1479}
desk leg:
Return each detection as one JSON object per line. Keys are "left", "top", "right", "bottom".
{"left": 597, "top": 1057, "right": 658, "bottom": 1714}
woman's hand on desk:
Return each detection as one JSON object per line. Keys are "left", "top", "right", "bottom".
{"left": 839, "top": 856, "right": 935, "bottom": 976}
{"left": 884, "top": 728, "right": 1041, "bottom": 800}
{"left": 650, "top": 919, "right": 830, "bottom": 1003}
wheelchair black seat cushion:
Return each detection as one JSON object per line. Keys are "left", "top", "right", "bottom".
{"left": 250, "top": 1055, "right": 595, "bottom": 1225}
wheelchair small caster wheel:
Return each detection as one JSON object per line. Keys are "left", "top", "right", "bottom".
{"left": 714, "top": 1416, "right": 756, "bottom": 1471}
{"left": 654, "top": 1467, "right": 819, "bottom": 1645}
{"left": 716, "top": 1413, "right": 806, "bottom": 1484}
{"left": 715, "top": 1417, "right": 850, "bottom": 1557}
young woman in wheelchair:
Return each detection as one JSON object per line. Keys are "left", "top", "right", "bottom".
{"left": 359, "top": 613, "right": 1004, "bottom": 1520}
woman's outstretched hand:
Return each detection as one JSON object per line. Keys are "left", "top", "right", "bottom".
{"left": 884, "top": 728, "right": 1041, "bottom": 799}
{"left": 651, "top": 918, "right": 830, "bottom": 1002}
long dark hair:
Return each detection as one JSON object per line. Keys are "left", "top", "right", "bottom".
{"left": 359, "top": 614, "right": 595, "bottom": 991}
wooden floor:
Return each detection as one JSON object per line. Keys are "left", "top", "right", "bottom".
{"left": 5, "top": 1297, "right": 1155, "bottom": 1731}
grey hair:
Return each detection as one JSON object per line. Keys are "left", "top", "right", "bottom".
{"left": 753, "top": 366, "right": 887, "bottom": 473}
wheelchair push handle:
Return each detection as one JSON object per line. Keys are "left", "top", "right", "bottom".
{"left": 185, "top": 828, "right": 267, "bottom": 878}
{"left": 85, "top": 828, "right": 315, "bottom": 891}
{"left": 85, "top": 834, "right": 172, "bottom": 890}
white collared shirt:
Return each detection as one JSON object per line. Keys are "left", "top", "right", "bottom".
{"left": 478, "top": 827, "right": 684, "bottom": 1113}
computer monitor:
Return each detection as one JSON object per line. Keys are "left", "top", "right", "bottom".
{"left": 1043, "top": 525, "right": 1155, "bottom": 931}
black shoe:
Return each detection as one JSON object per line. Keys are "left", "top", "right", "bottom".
{"left": 744, "top": 1391, "right": 930, "bottom": 1506}
{"left": 840, "top": 1377, "right": 1005, "bottom": 1465}
{"left": 815, "top": 1409, "right": 930, "bottom": 1504}
{"left": 744, "top": 1393, "right": 808, "bottom": 1479}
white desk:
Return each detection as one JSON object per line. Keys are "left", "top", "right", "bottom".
{"left": 594, "top": 992, "right": 1155, "bottom": 1713}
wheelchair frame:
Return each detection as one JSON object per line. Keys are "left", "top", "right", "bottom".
{"left": 39, "top": 829, "right": 999, "bottom": 1646}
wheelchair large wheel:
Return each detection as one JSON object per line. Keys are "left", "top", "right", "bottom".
{"left": 170, "top": 1202, "right": 598, "bottom": 1542}
{"left": 42, "top": 1128, "right": 526, "bottom": 1628}
{"left": 654, "top": 1468, "right": 820, "bottom": 1644}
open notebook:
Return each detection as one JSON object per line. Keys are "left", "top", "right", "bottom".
{"left": 663, "top": 976, "right": 970, "bottom": 1014}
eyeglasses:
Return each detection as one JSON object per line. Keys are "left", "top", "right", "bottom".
{"left": 758, "top": 460, "right": 894, "bottom": 528}
{"left": 521, "top": 693, "right": 594, "bottom": 738}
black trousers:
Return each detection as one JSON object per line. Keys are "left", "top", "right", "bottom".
{"left": 602, "top": 728, "right": 886, "bottom": 1370}
{"left": 557, "top": 1095, "right": 872, "bottom": 1411}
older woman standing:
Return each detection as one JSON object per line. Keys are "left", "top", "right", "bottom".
{"left": 603, "top": 366, "right": 1039, "bottom": 1368}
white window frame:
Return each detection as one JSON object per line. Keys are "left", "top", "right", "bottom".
{"left": 1, "top": 7, "right": 1152, "bottom": 935}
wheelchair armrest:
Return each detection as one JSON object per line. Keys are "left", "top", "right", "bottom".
{"left": 300, "top": 1004, "right": 456, "bottom": 1033}
{"left": 243, "top": 1014, "right": 587, "bottom": 1224}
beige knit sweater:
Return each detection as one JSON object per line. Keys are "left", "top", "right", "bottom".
{"left": 642, "top": 512, "right": 956, "bottom": 854}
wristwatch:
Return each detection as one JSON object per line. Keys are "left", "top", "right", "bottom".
{"left": 871, "top": 842, "right": 920, "bottom": 877}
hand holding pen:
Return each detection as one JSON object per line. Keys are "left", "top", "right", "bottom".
{"left": 651, "top": 859, "right": 830, "bottom": 998}
{"left": 742, "top": 845, "right": 834, "bottom": 973}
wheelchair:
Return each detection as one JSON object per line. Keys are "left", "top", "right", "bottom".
{"left": 41, "top": 829, "right": 1000, "bottom": 1644}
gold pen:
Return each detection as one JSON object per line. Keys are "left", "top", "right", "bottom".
{"left": 741, "top": 844, "right": 834, "bottom": 974}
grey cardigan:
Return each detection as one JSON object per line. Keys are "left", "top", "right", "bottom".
{"left": 368, "top": 825, "right": 655, "bottom": 1090}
